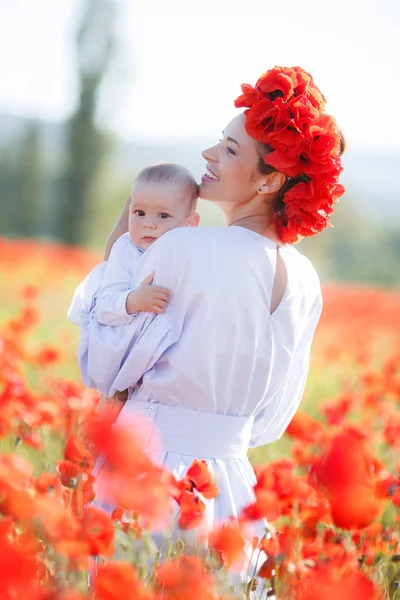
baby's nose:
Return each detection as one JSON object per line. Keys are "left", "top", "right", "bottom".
{"left": 143, "top": 220, "right": 157, "bottom": 229}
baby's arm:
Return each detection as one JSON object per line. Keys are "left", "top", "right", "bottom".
{"left": 96, "top": 236, "right": 139, "bottom": 326}
{"left": 126, "top": 273, "right": 171, "bottom": 315}
{"left": 97, "top": 236, "right": 171, "bottom": 326}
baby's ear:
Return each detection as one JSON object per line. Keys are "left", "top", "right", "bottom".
{"left": 186, "top": 213, "right": 200, "bottom": 228}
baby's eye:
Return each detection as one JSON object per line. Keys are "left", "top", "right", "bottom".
{"left": 134, "top": 210, "right": 145, "bottom": 217}
{"left": 159, "top": 213, "right": 171, "bottom": 219}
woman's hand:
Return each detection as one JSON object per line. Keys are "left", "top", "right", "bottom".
{"left": 104, "top": 195, "right": 131, "bottom": 260}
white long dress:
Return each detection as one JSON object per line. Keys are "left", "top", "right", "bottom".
{"left": 68, "top": 225, "right": 322, "bottom": 528}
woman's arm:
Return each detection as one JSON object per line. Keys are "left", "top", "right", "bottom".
{"left": 104, "top": 195, "right": 131, "bottom": 260}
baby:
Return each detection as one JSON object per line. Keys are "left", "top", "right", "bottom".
{"left": 95, "top": 162, "right": 199, "bottom": 326}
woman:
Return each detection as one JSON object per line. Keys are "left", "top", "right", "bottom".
{"left": 69, "top": 65, "right": 345, "bottom": 528}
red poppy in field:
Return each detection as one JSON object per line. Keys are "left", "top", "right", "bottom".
{"left": 31, "top": 495, "right": 85, "bottom": 559}
{"left": 309, "top": 426, "right": 378, "bottom": 494}
{"left": 185, "top": 459, "right": 219, "bottom": 499}
{"left": 0, "top": 454, "right": 36, "bottom": 520}
{"left": 111, "top": 508, "right": 142, "bottom": 539}
{"left": 241, "top": 488, "right": 280, "bottom": 521}
{"left": 96, "top": 424, "right": 173, "bottom": 527}
{"left": 208, "top": 520, "right": 246, "bottom": 568}
{"left": 57, "top": 460, "right": 95, "bottom": 513}
{"left": 286, "top": 410, "right": 327, "bottom": 444}
{"left": 64, "top": 435, "right": 93, "bottom": 471}
{"left": 94, "top": 562, "right": 154, "bottom": 600}
{"left": 155, "top": 555, "right": 216, "bottom": 600}
{"left": 21, "top": 284, "right": 39, "bottom": 301}
{"left": 171, "top": 459, "right": 219, "bottom": 504}
{"left": 291, "top": 561, "right": 382, "bottom": 600}
{"left": 177, "top": 490, "right": 207, "bottom": 530}
{"left": 34, "top": 472, "right": 63, "bottom": 495}
{"left": 329, "top": 484, "right": 383, "bottom": 530}
{"left": 45, "top": 592, "right": 92, "bottom": 600}
{"left": 78, "top": 506, "right": 115, "bottom": 557}
{"left": 321, "top": 395, "right": 353, "bottom": 427}
{"left": 0, "top": 530, "right": 42, "bottom": 600}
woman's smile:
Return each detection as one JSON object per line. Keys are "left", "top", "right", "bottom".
{"left": 201, "top": 166, "right": 220, "bottom": 183}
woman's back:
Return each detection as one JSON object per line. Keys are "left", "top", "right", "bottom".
{"left": 115, "top": 225, "right": 322, "bottom": 446}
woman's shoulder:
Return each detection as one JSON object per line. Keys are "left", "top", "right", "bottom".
{"left": 154, "top": 226, "right": 229, "bottom": 252}
{"left": 286, "top": 244, "right": 319, "bottom": 277}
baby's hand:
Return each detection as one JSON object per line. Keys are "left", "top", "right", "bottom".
{"left": 126, "top": 273, "right": 172, "bottom": 315}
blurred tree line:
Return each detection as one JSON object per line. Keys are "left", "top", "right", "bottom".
{"left": 0, "top": 0, "right": 398, "bottom": 287}
{"left": 0, "top": 0, "right": 116, "bottom": 245}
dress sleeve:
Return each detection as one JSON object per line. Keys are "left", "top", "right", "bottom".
{"left": 249, "top": 300, "right": 322, "bottom": 448}
{"left": 96, "top": 236, "right": 140, "bottom": 326}
{"left": 78, "top": 231, "right": 183, "bottom": 397}
{"left": 67, "top": 263, "right": 107, "bottom": 326}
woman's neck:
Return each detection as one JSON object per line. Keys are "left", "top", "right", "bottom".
{"left": 227, "top": 212, "right": 283, "bottom": 245}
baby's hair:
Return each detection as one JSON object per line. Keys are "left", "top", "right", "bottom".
{"left": 136, "top": 162, "right": 199, "bottom": 211}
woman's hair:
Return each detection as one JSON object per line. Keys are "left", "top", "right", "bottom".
{"left": 235, "top": 67, "right": 346, "bottom": 243}
{"left": 256, "top": 117, "right": 346, "bottom": 217}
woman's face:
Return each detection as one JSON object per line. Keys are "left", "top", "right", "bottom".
{"left": 199, "top": 113, "right": 262, "bottom": 206}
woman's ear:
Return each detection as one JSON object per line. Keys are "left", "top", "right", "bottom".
{"left": 186, "top": 213, "right": 200, "bottom": 227}
{"left": 258, "top": 171, "right": 286, "bottom": 195}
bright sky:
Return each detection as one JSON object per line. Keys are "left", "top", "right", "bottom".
{"left": 1, "top": 0, "right": 399, "bottom": 149}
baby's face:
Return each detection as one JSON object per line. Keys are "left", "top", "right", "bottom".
{"left": 128, "top": 181, "right": 197, "bottom": 250}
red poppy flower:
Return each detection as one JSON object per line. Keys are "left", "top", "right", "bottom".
{"left": 234, "top": 83, "right": 261, "bottom": 108}
{"left": 97, "top": 425, "right": 173, "bottom": 527}
{"left": 64, "top": 435, "right": 93, "bottom": 471}
{"left": 208, "top": 521, "right": 246, "bottom": 568}
{"left": 78, "top": 506, "right": 115, "bottom": 557}
{"left": 0, "top": 533, "right": 42, "bottom": 600}
{"left": 155, "top": 555, "right": 216, "bottom": 600}
{"left": 245, "top": 98, "right": 288, "bottom": 144}
{"left": 94, "top": 562, "right": 154, "bottom": 600}
{"left": 111, "top": 508, "right": 142, "bottom": 539}
{"left": 292, "top": 562, "right": 382, "bottom": 600}
{"left": 241, "top": 488, "right": 280, "bottom": 521}
{"left": 310, "top": 427, "right": 378, "bottom": 495}
{"left": 286, "top": 410, "right": 327, "bottom": 444}
{"left": 185, "top": 459, "right": 219, "bottom": 500}
{"left": 329, "top": 484, "right": 383, "bottom": 530}
{"left": 177, "top": 491, "right": 206, "bottom": 530}
{"left": 256, "top": 67, "right": 296, "bottom": 102}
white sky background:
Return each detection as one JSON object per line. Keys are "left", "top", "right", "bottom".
{"left": 0, "top": 0, "right": 399, "bottom": 150}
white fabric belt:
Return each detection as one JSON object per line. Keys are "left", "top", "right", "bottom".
{"left": 122, "top": 393, "right": 254, "bottom": 459}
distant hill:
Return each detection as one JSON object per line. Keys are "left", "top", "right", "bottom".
{"left": 1, "top": 112, "right": 399, "bottom": 222}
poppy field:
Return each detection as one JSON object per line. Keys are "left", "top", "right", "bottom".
{"left": 1, "top": 237, "right": 400, "bottom": 599}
